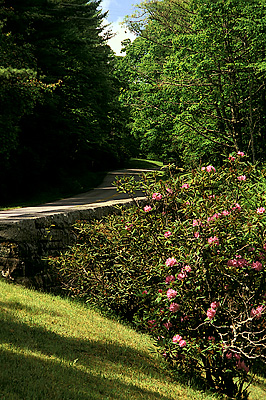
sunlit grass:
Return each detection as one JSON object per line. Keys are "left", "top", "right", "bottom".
{"left": 0, "top": 279, "right": 265, "bottom": 400}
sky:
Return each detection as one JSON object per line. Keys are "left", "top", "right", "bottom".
{"left": 100, "top": 0, "right": 139, "bottom": 55}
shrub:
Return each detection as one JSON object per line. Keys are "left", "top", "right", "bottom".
{"left": 49, "top": 152, "right": 266, "bottom": 398}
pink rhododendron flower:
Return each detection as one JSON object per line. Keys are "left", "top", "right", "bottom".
{"left": 125, "top": 223, "right": 133, "bottom": 231}
{"left": 227, "top": 257, "right": 248, "bottom": 268}
{"left": 206, "top": 165, "right": 216, "bottom": 173}
{"left": 208, "top": 336, "right": 215, "bottom": 341}
{"left": 165, "top": 275, "right": 175, "bottom": 284}
{"left": 184, "top": 265, "right": 192, "bottom": 272}
{"left": 222, "top": 210, "right": 230, "bottom": 216}
{"left": 237, "top": 151, "right": 245, "bottom": 157}
{"left": 228, "top": 156, "right": 236, "bottom": 161}
{"left": 201, "top": 166, "right": 206, "bottom": 171}
{"left": 207, "top": 308, "right": 216, "bottom": 320}
{"left": 232, "top": 203, "right": 241, "bottom": 211}
{"left": 165, "top": 257, "right": 178, "bottom": 267}
{"left": 208, "top": 236, "right": 219, "bottom": 245}
{"left": 144, "top": 205, "right": 152, "bottom": 212}
{"left": 177, "top": 273, "right": 186, "bottom": 280}
{"left": 251, "top": 305, "right": 264, "bottom": 318}
{"left": 158, "top": 289, "right": 163, "bottom": 293}
{"left": 208, "top": 194, "right": 215, "bottom": 199}
{"left": 252, "top": 261, "right": 263, "bottom": 271}
{"left": 237, "top": 175, "right": 246, "bottom": 181}
{"left": 166, "top": 288, "right": 177, "bottom": 300}
{"left": 172, "top": 334, "right": 182, "bottom": 343}
{"left": 179, "top": 339, "right": 187, "bottom": 348}
{"left": 210, "top": 301, "right": 220, "bottom": 309}
{"left": 181, "top": 183, "right": 190, "bottom": 189}
{"left": 194, "top": 231, "right": 200, "bottom": 238}
{"left": 163, "top": 321, "right": 173, "bottom": 330}
{"left": 169, "top": 303, "right": 180, "bottom": 312}
{"left": 152, "top": 192, "right": 162, "bottom": 200}
{"left": 185, "top": 201, "right": 190, "bottom": 205}
{"left": 164, "top": 231, "right": 172, "bottom": 238}
{"left": 257, "top": 207, "right": 265, "bottom": 214}
{"left": 255, "top": 305, "right": 264, "bottom": 317}
{"left": 142, "top": 290, "right": 148, "bottom": 294}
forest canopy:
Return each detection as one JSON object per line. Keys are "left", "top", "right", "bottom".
{"left": 120, "top": 0, "right": 266, "bottom": 165}
{"left": 1, "top": 0, "right": 266, "bottom": 202}
{"left": 0, "top": 0, "right": 132, "bottom": 202}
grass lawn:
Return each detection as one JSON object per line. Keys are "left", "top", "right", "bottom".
{"left": 0, "top": 280, "right": 265, "bottom": 400}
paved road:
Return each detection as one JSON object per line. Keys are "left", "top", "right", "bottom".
{"left": 0, "top": 169, "right": 150, "bottom": 221}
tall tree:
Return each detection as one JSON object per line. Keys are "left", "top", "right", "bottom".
{"left": 0, "top": 0, "right": 129, "bottom": 202}
{"left": 123, "top": 0, "right": 266, "bottom": 165}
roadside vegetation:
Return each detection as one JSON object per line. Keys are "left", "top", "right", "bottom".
{"left": 49, "top": 154, "right": 266, "bottom": 399}
{"left": 0, "top": 279, "right": 219, "bottom": 400}
{"left": 1, "top": 1, "right": 266, "bottom": 398}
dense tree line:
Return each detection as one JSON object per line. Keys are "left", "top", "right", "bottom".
{"left": 1, "top": 0, "right": 266, "bottom": 203}
{"left": 120, "top": 0, "right": 266, "bottom": 166}
{"left": 0, "top": 0, "right": 133, "bottom": 203}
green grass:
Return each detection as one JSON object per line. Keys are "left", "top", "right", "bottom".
{"left": 0, "top": 280, "right": 265, "bottom": 400}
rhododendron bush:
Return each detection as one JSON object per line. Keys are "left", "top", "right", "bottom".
{"left": 49, "top": 153, "right": 266, "bottom": 398}
{"left": 115, "top": 153, "right": 266, "bottom": 398}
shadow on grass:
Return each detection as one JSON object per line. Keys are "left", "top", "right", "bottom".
{"left": 0, "top": 301, "right": 180, "bottom": 400}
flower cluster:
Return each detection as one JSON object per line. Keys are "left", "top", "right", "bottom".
{"left": 201, "top": 165, "right": 216, "bottom": 173}
{"left": 144, "top": 205, "right": 152, "bottom": 212}
{"left": 165, "top": 257, "right": 178, "bottom": 267}
{"left": 113, "top": 151, "right": 266, "bottom": 398}
{"left": 206, "top": 301, "right": 220, "bottom": 320}
{"left": 172, "top": 334, "right": 187, "bottom": 347}
{"left": 208, "top": 236, "right": 219, "bottom": 246}
{"left": 181, "top": 183, "right": 190, "bottom": 189}
{"left": 152, "top": 192, "right": 162, "bottom": 201}
{"left": 250, "top": 304, "right": 264, "bottom": 318}
{"left": 164, "top": 231, "right": 172, "bottom": 238}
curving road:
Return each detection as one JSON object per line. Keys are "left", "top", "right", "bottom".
{"left": 0, "top": 169, "right": 151, "bottom": 222}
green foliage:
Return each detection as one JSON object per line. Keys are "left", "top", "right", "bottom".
{"left": 48, "top": 211, "right": 163, "bottom": 321}
{"left": 49, "top": 153, "right": 266, "bottom": 398}
{"left": 121, "top": 0, "right": 266, "bottom": 165}
{"left": 0, "top": 0, "right": 132, "bottom": 204}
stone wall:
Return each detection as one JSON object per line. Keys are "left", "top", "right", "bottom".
{"left": 0, "top": 198, "right": 144, "bottom": 284}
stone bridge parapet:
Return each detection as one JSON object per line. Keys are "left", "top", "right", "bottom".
{"left": 0, "top": 197, "right": 145, "bottom": 283}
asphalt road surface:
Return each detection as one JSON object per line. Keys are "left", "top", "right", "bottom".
{"left": 0, "top": 169, "right": 150, "bottom": 221}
